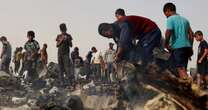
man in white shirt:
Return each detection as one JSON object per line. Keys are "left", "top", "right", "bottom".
{"left": 91, "top": 47, "right": 103, "bottom": 81}
{"left": 104, "top": 43, "right": 116, "bottom": 82}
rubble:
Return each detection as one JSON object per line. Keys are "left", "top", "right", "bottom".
{"left": 0, "top": 62, "right": 207, "bottom": 110}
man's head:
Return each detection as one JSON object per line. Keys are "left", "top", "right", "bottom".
{"left": 27, "top": 30, "right": 35, "bottom": 41}
{"left": 91, "top": 46, "right": 97, "bottom": 53}
{"left": 194, "top": 30, "right": 204, "bottom": 41}
{"left": 98, "top": 23, "right": 114, "bottom": 38}
{"left": 43, "top": 43, "right": 47, "bottom": 49}
{"left": 19, "top": 47, "right": 23, "bottom": 51}
{"left": 74, "top": 47, "right": 79, "bottom": 52}
{"left": 163, "top": 2, "right": 176, "bottom": 18}
{"left": 109, "top": 42, "right": 114, "bottom": 49}
{"left": 0, "top": 36, "right": 7, "bottom": 42}
{"left": 59, "top": 23, "right": 67, "bottom": 33}
{"left": 115, "top": 8, "right": 125, "bottom": 20}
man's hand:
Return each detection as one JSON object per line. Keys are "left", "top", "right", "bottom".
{"left": 165, "top": 44, "right": 172, "bottom": 53}
{"left": 198, "top": 59, "right": 202, "bottom": 64}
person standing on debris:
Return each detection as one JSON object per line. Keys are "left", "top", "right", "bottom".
{"left": 104, "top": 42, "right": 116, "bottom": 83}
{"left": 12, "top": 47, "right": 19, "bottom": 73}
{"left": 71, "top": 47, "right": 79, "bottom": 64}
{"left": 56, "top": 23, "right": 73, "bottom": 84}
{"left": 85, "top": 48, "right": 93, "bottom": 80}
{"left": 40, "top": 43, "right": 48, "bottom": 65}
{"left": 71, "top": 47, "right": 80, "bottom": 79}
{"left": 0, "top": 36, "right": 12, "bottom": 73}
{"left": 98, "top": 9, "right": 162, "bottom": 66}
{"left": 91, "top": 47, "right": 103, "bottom": 81}
{"left": 19, "top": 51, "right": 27, "bottom": 76}
{"left": 163, "top": 3, "right": 194, "bottom": 80}
{"left": 24, "top": 31, "right": 40, "bottom": 81}
{"left": 194, "top": 31, "right": 208, "bottom": 89}
{"left": 13, "top": 47, "right": 23, "bottom": 74}
{"left": 73, "top": 50, "right": 84, "bottom": 81}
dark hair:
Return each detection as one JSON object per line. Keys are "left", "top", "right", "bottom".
{"left": 163, "top": 2, "right": 176, "bottom": 12}
{"left": 59, "top": 23, "right": 67, "bottom": 32}
{"left": 27, "top": 31, "right": 35, "bottom": 38}
{"left": 19, "top": 47, "right": 23, "bottom": 50}
{"left": 98, "top": 23, "right": 113, "bottom": 37}
{"left": 0, "top": 36, "right": 7, "bottom": 41}
{"left": 115, "top": 8, "right": 125, "bottom": 16}
{"left": 91, "top": 46, "right": 96, "bottom": 51}
{"left": 43, "top": 43, "right": 47, "bottom": 48}
{"left": 195, "top": 30, "right": 203, "bottom": 36}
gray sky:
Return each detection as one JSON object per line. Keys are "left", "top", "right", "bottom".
{"left": 0, "top": 0, "right": 207, "bottom": 68}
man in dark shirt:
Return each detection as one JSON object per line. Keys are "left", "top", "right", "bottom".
{"left": 56, "top": 23, "right": 73, "bottom": 85}
{"left": 98, "top": 9, "right": 162, "bottom": 66}
{"left": 0, "top": 36, "right": 12, "bottom": 73}
{"left": 24, "top": 31, "right": 40, "bottom": 81}
{"left": 194, "top": 31, "right": 208, "bottom": 88}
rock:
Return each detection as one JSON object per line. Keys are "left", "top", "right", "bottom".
{"left": 31, "top": 79, "right": 46, "bottom": 90}
{"left": 49, "top": 86, "right": 60, "bottom": 94}
{"left": 11, "top": 97, "right": 27, "bottom": 105}
{"left": 144, "top": 94, "right": 184, "bottom": 110}
{"left": 1, "top": 104, "right": 31, "bottom": 110}
{"left": 65, "top": 95, "right": 84, "bottom": 110}
{"left": 27, "top": 99, "right": 38, "bottom": 108}
{"left": 83, "top": 80, "right": 95, "bottom": 89}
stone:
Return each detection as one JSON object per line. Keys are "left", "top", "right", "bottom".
{"left": 11, "top": 97, "right": 27, "bottom": 105}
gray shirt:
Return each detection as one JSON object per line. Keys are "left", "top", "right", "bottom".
{"left": 2, "top": 41, "right": 12, "bottom": 59}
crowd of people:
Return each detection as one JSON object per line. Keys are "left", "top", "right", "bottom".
{"left": 0, "top": 2, "right": 207, "bottom": 90}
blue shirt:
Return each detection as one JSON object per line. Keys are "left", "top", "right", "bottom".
{"left": 167, "top": 15, "right": 192, "bottom": 49}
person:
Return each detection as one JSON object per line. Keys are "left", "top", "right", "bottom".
{"left": 91, "top": 47, "right": 103, "bottom": 81}
{"left": 13, "top": 47, "right": 19, "bottom": 73}
{"left": 14, "top": 47, "right": 23, "bottom": 74}
{"left": 40, "top": 43, "right": 48, "bottom": 65}
{"left": 103, "top": 42, "right": 116, "bottom": 82}
{"left": 56, "top": 23, "right": 73, "bottom": 85}
{"left": 86, "top": 49, "right": 93, "bottom": 64}
{"left": 163, "top": 3, "right": 193, "bottom": 80}
{"left": 71, "top": 47, "right": 80, "bottom": 79}
{"left": 71, "top": 47, "right": 79, "bottom": 63}
{"left": 73, "top": 51, "right": 84, "bottom": 81}
{"left": 98, "top": 9, "right": 162, "bottom": 67}
{"left": 19, "top": 51, "right": 27, "bottom": 76}
{"left": 194, "top": 31, "right": 208, "bottom": 89}
{"left": 84, "top": 48, "right": 93, "bottom": 80}
{"left": 24, "top": 30, "right": 40, "bottom": 81}
{"left": 0, "top": 36, "right": 12, "bottom": 73}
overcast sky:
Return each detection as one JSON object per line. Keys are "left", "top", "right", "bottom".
{"left": 0, "top": 0, "right": 207, "bottom": 68}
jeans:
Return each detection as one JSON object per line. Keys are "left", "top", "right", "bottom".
{"left": 123, "top": 28, "right": 162, "bottom": 66}
{"left": 58, "top": 54, "right": 73, "bottom": 82}
{"left": 92, "top": 64, "right": 101, "bottom": 80}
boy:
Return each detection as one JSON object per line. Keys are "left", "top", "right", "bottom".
{"left": 163, "top": 3, "right": 193, "bottom": 80}
{"left": 0, "top": 36, "right": 12, "bottom": 73}
{"left": 194, "top": 31, "right": 208, "bottom": 88}
{"left": 40, "top": 43, "right": 48, "bottom": 65}
{"left": 24, "top": 31, "right": 40, "bottom": 81}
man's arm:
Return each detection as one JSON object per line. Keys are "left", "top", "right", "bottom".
{"left": 115, "top": 22, "right": 132, "bottom": 61}
{"left": 188, "top": 27, "right": 194, "bottom": 45}
{"left": 198, "top": 48, "right": 208, "bottom": 63}
{"left": 0, "top": 44, "right": 6, "bottom": 58}
{"left": 165, "top": 29, "right": 172, "bottom": 52}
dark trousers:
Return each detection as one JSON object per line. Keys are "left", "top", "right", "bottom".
{"left": 58, "top": 54, "right": 73, "bottom": 82}
{"left": 0, "top": 56, "right": 11, "bottom": 73}
{"left": 126, "top": 28, "right": 162, "bottom": 67}
{"left": 14, "top": 61, "right": 20, "bottom": 73}
{"left": 92, "top": 64, "right": 101, "bottom": 80}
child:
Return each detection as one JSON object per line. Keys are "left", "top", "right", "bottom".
{"left": 194, "top": 31, "right": 208, "bottom": 89}
{"left": 163, "top": 3, "right": 193, "bottom": 80}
